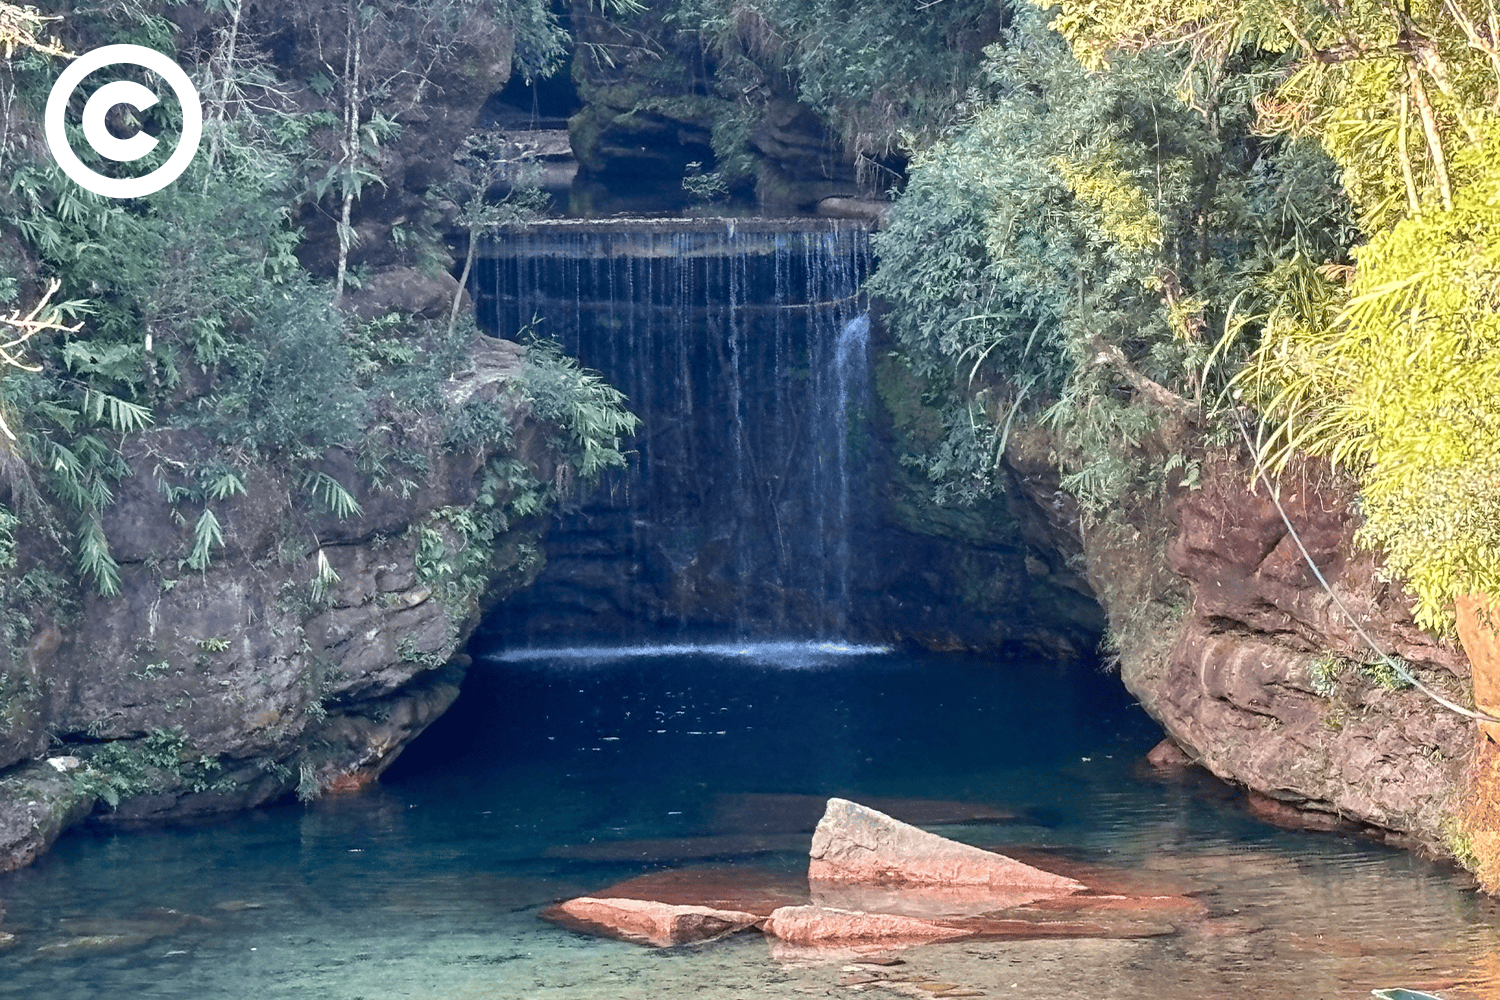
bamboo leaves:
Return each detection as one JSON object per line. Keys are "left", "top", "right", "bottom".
{"left": 185, "top": 509, "right": 225, "bottom": 572}
{"left": 304, "top": 470, "right": 362, "bottom": 520}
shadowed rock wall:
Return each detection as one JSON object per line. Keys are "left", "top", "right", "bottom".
{"left": 1021, "top": 429, "right": 1481, "bottom": 853}
{"left": 0, "top": 338, "right": 564, "bottom": 870}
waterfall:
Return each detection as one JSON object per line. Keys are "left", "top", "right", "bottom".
{"left": 828, "top": 312, "right": 872, "bottom": 633}
{"left": 472, "top": 219, "right": 873, "bottom": 644}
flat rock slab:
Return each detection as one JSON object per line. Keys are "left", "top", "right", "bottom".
{"left": 995, "top": 846, "right": 1202, "bottom": 900}
{"left": 810, "top": 798, "right": 1085, "bottom": 896}
{"left": 763, "top": 903, "right": 1178, "bottom": 948}
{"left": 709, "top": 794, "right": 1019, "bottom": 835}
{"left": 543, "top": 896, "right": 762, "bottom": 947}
{"left": 765, "top": 906, "right": 972, "bottom": 946}
{"left": 811, "top": 883, "right": 1070, "bottom": 918}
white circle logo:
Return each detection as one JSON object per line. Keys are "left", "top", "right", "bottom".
{"left": 45, "top": 44, "right": 203, "bottom": 199}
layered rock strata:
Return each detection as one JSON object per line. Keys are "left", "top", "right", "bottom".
{"left": 0, "top": 338, "right": 560, "bottom": 870}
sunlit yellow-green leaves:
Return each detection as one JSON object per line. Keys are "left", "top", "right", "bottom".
{"left": 1043, "top": 0, "right": 1500, "bottom": 630}
{"left": 1247, "top": 132, "right": 1500, "bottom": 630}
{"left": 1043, "top": 0, "right": 1289, "bottom": 71}
{"left": 1050, "top": 149, "right": 1164, "bottom": 250}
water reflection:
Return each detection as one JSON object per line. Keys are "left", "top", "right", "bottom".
{"left": 0, "top": 650, "right": 1493, "bottom": 999}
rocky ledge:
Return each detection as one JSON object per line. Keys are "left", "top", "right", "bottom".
{"left": 1010, "top": 428, "right": 1491, "bottom": 859}
{"left": 0, "top": 337, "right": 561, "bottom": 871}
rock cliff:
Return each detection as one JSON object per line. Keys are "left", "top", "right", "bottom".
{"left": 1003, "top": 421, "right": 1483, "bottom": 857}
{"left": 0, "top": 337, "right": 562, "bottom": 870}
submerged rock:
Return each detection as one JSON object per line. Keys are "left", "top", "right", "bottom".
{"left": 36, "top": 933, "right": 155, "bottom": 956}
{"left": 544, "top": 800, "right": 1207, "bottom": 955}
{"left": 544, "top": 832, "right": 808, "bottom": 863}
{"left": 1144, "top": 739, "right": 1193, "bottom": 770}
{"left": 544, "top": 896, "right": 762, "bottom": 947}
{"left": 764, "top": 905, "right": 970, "bottom": 946}
{"left": 808, "top": 798, "right": 1085, "bottom": 899}
{"left": 764, "top": 902, "right": 1180, "bottom": 948}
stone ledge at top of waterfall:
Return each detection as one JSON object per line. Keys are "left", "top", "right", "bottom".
{"left": 489, "top": 216, "right": 871, "bottom": 232}
{"left": 475, "top": 217, "right": 873, "bottom": 257}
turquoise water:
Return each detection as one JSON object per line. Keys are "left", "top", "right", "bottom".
{"left": 0, "top": 647, "right": 1495, "bottom": 999}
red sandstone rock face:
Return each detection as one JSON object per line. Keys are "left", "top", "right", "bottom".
{"left": 1245, "top": 790, "right": 1360, "bottom": 834}
{"left": 808, "top": 798, "right": 1085, "bottom": 898}
{"left": 1455, "top": 593, "right": 1500, "bottom": 745}
{"left": 543, "top": 896, "right": 762, "bottom": 947}
{"left": 1084, "top": 452, "right": 1476, "bottom": 852}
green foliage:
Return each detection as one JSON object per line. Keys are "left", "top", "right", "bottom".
{"left": 187, "top": 280, "right": 368, "bottom": 459}
{"left": 71, "top": 728, "right": 232, "bottom": 808}
{"left": 414, "top": 457, "right": 550, "bottom": 620}
{"left": 444, "top": 397, "right": 515, "bottom": 450}
{"left": 669, "top": 0, "right": 1004, "bottom": 160}
{"left": 1308, "top": 652, "right": 1344, "bottom": 698}
{"left": 1243, "top": 133, "right": 1500, "bottom": 631}
{"left": 309, "top": 549, "right": 340, "bottom": 604}
{"left": 0, "top": 504, "right": 16, "bottom": 572}
{"left": 185, "top": 509, "right": 225, "bottom": 572}
{"left": 868, "top": 7, "right": 1346, "bottom": 514}
{"left": 0, "top": 0, "right": 639, "bottom": 603}
{"left": 516, "top": 335, "right": 640, "bottom": 483}
{"left": 304, "top": 471, "right": 362, "bottom": 520}
{"left": 682, "top": 161, "right": 731, "bottom": 203}
{"left": 1041, "top": 0, "right": 1500, "bottom": 632}
{"left": 1442, "top": 814, "right": 1481, "bottom": 872}
{"left": 1357, "top": 655, "right": 1415, "bottom": 692}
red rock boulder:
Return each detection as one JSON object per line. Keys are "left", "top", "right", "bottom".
{"left": 543, "top": 896, "right": 762, "bottom": 947}
{"left": 808, "top": 798, "right": 1085, "bottom": 901}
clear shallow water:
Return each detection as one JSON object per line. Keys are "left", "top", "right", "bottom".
{"left": 1, "top": 647, "right": 1496, "bottom": 999}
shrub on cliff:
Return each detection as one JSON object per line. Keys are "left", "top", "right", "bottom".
{"left": 867, "top": 4, "right": 1350, "bottom": 515}
{"left": 0, "top": 1, "right": 639, "bottom": 601}
{"left": 1036, "top": 0, "right": 1500, "bottom": 632}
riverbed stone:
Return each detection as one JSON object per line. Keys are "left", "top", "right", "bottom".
{"left": 808, "top": 798, "right": 1085, "bottom": 899}
{"left": 764, "top": 905, "right": 972, "bottom": 946}
{"left": 1144, "top": 739, "right": 1193, "bottom": 770}
{"left": 545, "top": 896, "right": 763, "bottom": 947}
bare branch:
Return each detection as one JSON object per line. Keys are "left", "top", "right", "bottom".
{"left": 1086, "top": 335, "right": 1197, "bottom": 418}
{"left": 0, "top": 279, "right": 84, "bottom": 442}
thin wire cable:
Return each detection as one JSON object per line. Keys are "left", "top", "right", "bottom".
{"left": 1233, "top": 409, "right": 1500, "bottom": 726}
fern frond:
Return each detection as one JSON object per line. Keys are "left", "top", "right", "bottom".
{"left": 82, "top": 390, "right": 152, "bottom": 433}
{"left": 310, "top": 548, "right": 341, "bottom": 603}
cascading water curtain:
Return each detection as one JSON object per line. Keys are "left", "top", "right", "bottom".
{"left": 475, "top": 220, "right": 873, "bottom": 643}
